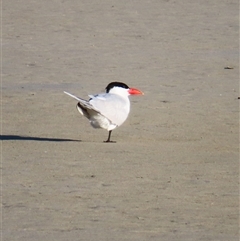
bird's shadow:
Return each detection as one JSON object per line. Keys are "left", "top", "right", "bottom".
{"left": 0, "top": 135, "right": 81, "bottom": 142}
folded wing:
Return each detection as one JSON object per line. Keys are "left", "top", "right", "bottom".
{"left": 89, "top": 93, "right": 130, "bottom": 127}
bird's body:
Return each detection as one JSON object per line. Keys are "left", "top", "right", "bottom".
{"left": 64, "top": 82, "right": 143, "bottom": 142}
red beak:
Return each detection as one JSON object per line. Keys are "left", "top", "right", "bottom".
{"left": 128, "top": 88, "right": 144, "bottom": 95}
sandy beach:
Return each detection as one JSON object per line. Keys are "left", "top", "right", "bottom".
{"left": 2, "top": 0, "right": 239, "bottom": 240}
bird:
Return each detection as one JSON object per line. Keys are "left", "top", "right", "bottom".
{"left": 64, "top": 82, "right": 143, "bottom": 142}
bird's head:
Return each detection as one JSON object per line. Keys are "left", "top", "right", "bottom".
{"left": 105, "top": 82, "right": 144, "bottom": 97}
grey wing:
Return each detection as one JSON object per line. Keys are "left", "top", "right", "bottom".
{"left": 89, "top": 94, "right": 129, "bottom": 126}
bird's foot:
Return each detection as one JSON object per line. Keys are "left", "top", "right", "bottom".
{"left": 103, "top": 140, "right": 116, "bottom": 143}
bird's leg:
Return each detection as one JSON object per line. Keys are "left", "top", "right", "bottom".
{"left": 104, "top": 130, "right": 115, "bottom": 143}
{"left": 105, "top": 131, "right": 112, "bottom": 142}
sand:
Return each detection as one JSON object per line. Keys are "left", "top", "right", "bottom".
{"left": 2, "top": 0, "right": 239, "bottom": 240}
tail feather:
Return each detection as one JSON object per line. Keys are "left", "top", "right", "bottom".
{"left": 64, "top": 91, "right": 99, "bottom": 112}
{"left": 64, "top": 91, "right": 83, "bottom": 102}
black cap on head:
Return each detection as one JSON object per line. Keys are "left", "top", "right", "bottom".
{"left": 105, "top": 82, "right": 129, "bottom": 93}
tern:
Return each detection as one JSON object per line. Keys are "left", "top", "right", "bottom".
{"left": 64, "top": 82, "right": 143, "bottom": 142}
